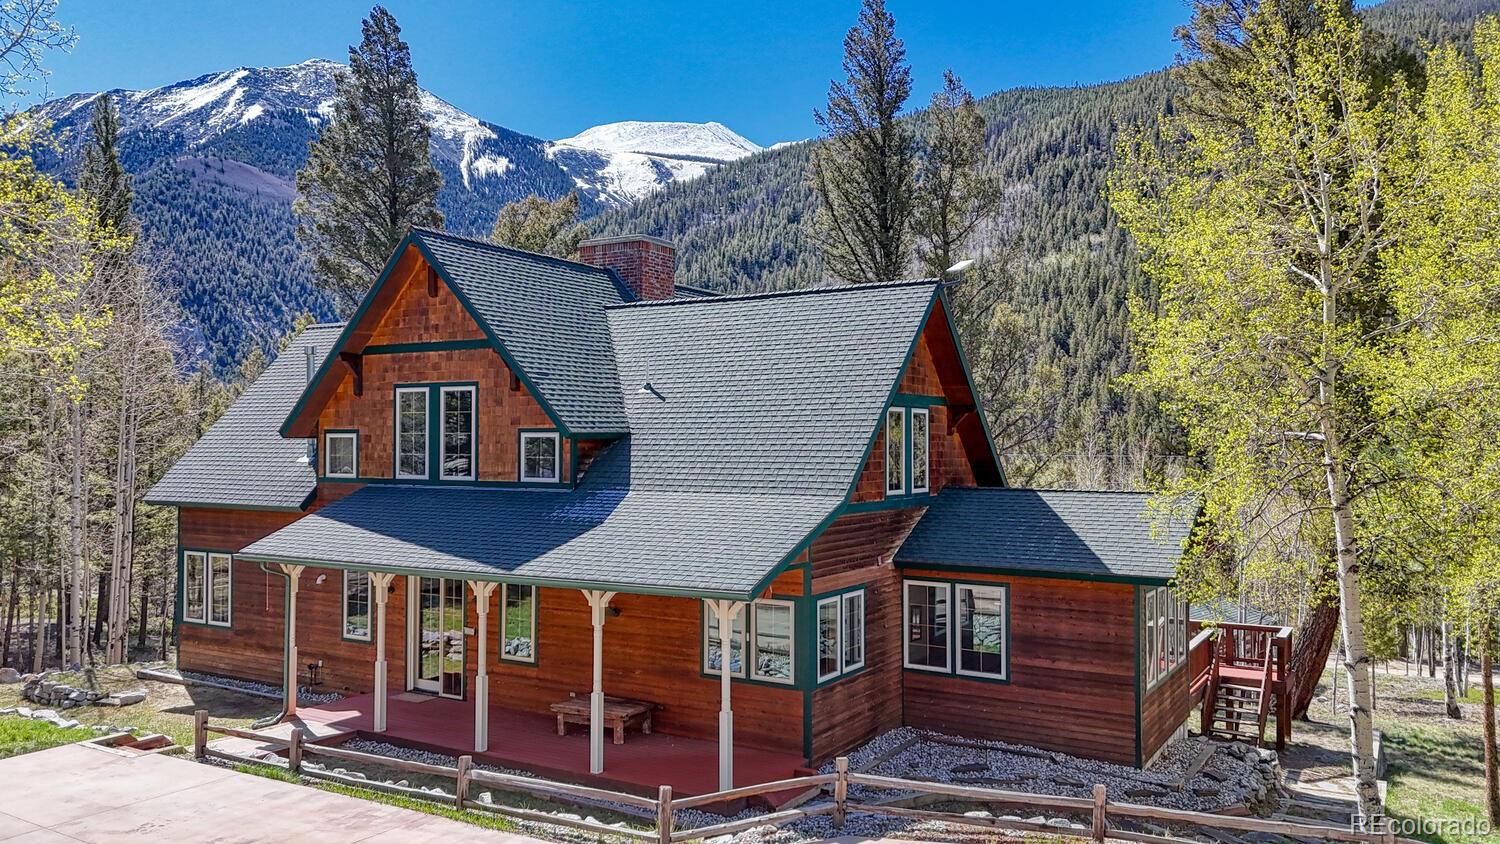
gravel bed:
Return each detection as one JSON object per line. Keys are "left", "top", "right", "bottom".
{"left": 171, "top": 668, "right": 343, "bottom": 705}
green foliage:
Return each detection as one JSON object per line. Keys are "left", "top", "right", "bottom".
{"left": 0, "top": 715, "right": 93, "bottom": 759}
{"left": 294, "top": 5, "right": 442, "bottom": 314}
{"left": 79, "top": 94, "right": 134, "bottom": 236}
{"left": 809, "top": 0, "right": 917, "bottom": 284}
{"left": 489, "top": 192, "right": 588, "bottom": 258}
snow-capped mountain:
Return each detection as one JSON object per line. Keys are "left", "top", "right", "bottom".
{"left": 27, "top": 60, "right": 762, "bottom": 374}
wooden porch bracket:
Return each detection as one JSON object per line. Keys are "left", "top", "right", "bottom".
{"left": 947, "top": 404, "right": 976, "bottom": 433}
{"left": 427, "top": 265, "right": 440, "bottom": 298}
{"left": 338, "top": 352, "right": 363, "bottom": 397}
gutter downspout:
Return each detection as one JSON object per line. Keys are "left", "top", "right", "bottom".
{"left": 250, "top": 561, "right": 294, "bottom": 730}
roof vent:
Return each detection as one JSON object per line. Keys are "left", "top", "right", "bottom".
{"left": 638, "top": 382, "right": 665, "bottom": 401}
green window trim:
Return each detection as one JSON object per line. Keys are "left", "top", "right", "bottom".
{"left": 518, "top": 429, "right": 563, "bottom": 484}
{"left": 342, "top": 570, "right": 373, "bottom": 642}
{"left": 815, "top": 587, "right": 866, "bottom": 684}
{"left": 181, "top": 549, "right": 233, "bottom": 629}
{"left": 699, "top": 597, "right": 798, "bottom": 688}
{"left": 499, "top": 583, "right": 537, "bottom": 665}
{"left": 394, "top": 382, "right": 481, "bottom": 482}
{"left": 1141, "top": 585, "right": 1188, "bottom": 690}
{"left": 900, "top": 576, "right": 1011, "bottom": 685}
{"left": 323, "top": 429, "right": 359, "bottom": 479}
{"left": 882, "top": 401, "right": 933, "bottom": 501}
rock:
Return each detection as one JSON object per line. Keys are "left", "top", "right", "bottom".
{"left": 950, "top": 762, "right": 988, "bottom": 774}
{"left": 0, "top": 667, "right": 20, "bottom": 684}
{"left": 963, "top": 810, "right": 993, "bottom": 818}
{"left": 59, "top": 700, "right": 75, "bottom": 709}
{"left": 1195, "top": 786, "right": 1221, "bottom": 798}
{"left": 478, "top": 792, "right": 493, "bottom": 804}
{"left": 394, "top": 780, "right": 409, "bottom": 788}
{"left": 1203, "top": 769, "right": 1230, "bottom": 783}
{"left": 16, "top": 707, "right": 32, "bottom": 718}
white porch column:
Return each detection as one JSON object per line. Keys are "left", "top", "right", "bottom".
{"left": 581, "top": 589, "right": 617, "bottom": 775}
{"left": 469, "top": 581, "right": 499, "bottom": 752}
{"left": 706, "top": 599, "right": 744, "bottom": 792}
{"left": 279, "top": 564, "right": 305, "bottom": 717}
{"left": 370, "top": 572, "right": 396, "bottom": 732}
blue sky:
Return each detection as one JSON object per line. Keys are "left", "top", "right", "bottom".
{"left": 38, "top": 1, "right": 1190, "bottom": 145}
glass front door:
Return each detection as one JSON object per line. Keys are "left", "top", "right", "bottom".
{"left": 412, "top": 577, "right": 465, "bottom": 698}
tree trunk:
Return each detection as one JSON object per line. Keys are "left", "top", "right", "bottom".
{"left": 1428, "top": 624, "right": 1437, "bottom": 678}
{"left": 1288, "top": 566, "right": 1339, "bottom": 719}
{"left": 1463, "top": 618, "right": 1473, "bottom": 698}
{"left": 136, "top": 575, "right": 149, "bottom": 651}
{"left": 2, "top": 565, "right": 18, "bottom": 667}
{"left": 30, "top": 584, "right": 42, "bottom": 673}
{"left": 1444, "top": 621, "right": 1461, "bottom": 719}
{"left": 66, "top": 399, "right": 86, "bottom": 669}
{"left": 92, "top": 572, "right": 108, "bottom": 650}
{"left": 1482, "top": 628, "right": 1497, "bottom": 826}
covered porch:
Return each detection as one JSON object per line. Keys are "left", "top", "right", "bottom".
{"left": 291, "top": 691, "right": 811, "bottom": 799}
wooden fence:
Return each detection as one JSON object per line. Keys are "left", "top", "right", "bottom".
{"left": 193, "top": 711, "right": 1410, "bottom": 844}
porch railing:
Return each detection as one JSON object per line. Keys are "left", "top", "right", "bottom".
{"left": 194, "top": 711, "right": 1409, "bottom": 844}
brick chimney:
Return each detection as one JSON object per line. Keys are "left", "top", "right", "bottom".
{"left": 578, "top": 235, "right": 676, "bottom": 301}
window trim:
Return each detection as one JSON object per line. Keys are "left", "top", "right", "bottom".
{"left": 816, "top": 595, "right": 843, "bottom": 683}
{"left": 884, "top": 408, "right": 906, "bottom": 496}
{"left": 519, "top": 430, "right": 562, "bottom": 483}
{"left": 182, "top": 551, "right": 207, "bottom": 624}
{"left": 902, "top": 579, "right": 952, "bottom": 673}
{"left": 324, "top": 430, "right": 359, "bottom": 479}
{"left": 1143, "top": 585, "right": 1188, "bottom": 690}
{"left": 910, "top": 407, "right": 930, "bottom": 494}
{"left": 394, "top": 386, "right": 429, "bottom": 480}
{"left": 749, "top": 599, "right": 796, "bottom": 685}
{"left": 500, "top": 583, "right": 537, "bottom": 664}
{"left": 702, "top": 602, "right": 748, "bottom": 679}
{"left": 342, "top": 570, "right": 372, "bottom": 642}
{"left": 439, "top": 385, "right": 478, "bottom": 481}
{"left": 954, "top": 583, "right": 1008, "bottom": 681}
{"left": 841, "top": 590, "right": 867, "bottom": 674}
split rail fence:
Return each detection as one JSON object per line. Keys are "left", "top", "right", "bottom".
{"left": 194, "top": 711, "right": 1412, "bottom": 844}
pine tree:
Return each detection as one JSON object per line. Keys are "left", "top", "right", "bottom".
{"left": 914, "top": 71, "right": 998, "bottom": 279}
{"left": 490, "top": 192, "right": 588, "bottom": 258}
{"left": 809, "top": 0, "right": 916, "bottom": 284}
{"left": 294, "top": 5, "right": 442, "bottom": 314}
{"left": 79, "top": 93, "right": 133, "bottom": 235}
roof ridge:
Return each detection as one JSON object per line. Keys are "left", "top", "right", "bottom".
{"left": 961, "top": 487, "right": 1159, "bottom": 495}
{"left": 606, "top": 277, "right": 939, "bottom": 310}
{"left": 410, "top": 226, "right": 617, "bottom": 278}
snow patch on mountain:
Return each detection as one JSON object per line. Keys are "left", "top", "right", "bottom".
{"left": 554, "top": 120, "right": 761, "bottom": 162}
{"left": 548, "top": 120, "right": 761, "bottom": 204}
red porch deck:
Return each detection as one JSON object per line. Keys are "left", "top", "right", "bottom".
{"left": 294, "top": 693, "right": 810, "bottom": 800}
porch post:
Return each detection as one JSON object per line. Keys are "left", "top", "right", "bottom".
{"left": 370, "top": 572, "right": 395, "bottom": 732}
{"left": 706, "top": 599, "right": 744, "bottom": 792}
{"left": 279, "top": 564, "right": 305, "bottom": 717}
{"left": 581, "top": 589, "right": 617, "bottom": 775}
{"left": 469, "top": 581, "right": 498, "bottom": 752}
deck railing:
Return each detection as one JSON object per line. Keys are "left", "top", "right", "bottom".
{"left": 194, "top": 710, "right": 1408, "bottom": 844}
{"left": 1189, "top": 622, "right": 1294, "bottom": 748}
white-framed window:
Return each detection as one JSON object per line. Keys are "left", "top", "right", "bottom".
{"left": 324, "top": 431, "right": 358, "bottom": 478}
{"left": 501, "top": 584, "right": 536, "bottom": 663}
{"left": 395, "top": 386, "right": 428, "bottom": 479}
{"left": 183, "top": 551, "right": 206, "bottom": 623}
{"left": 440, "top": 386, "right": 476, "bottom": 480}
{"left": 956, "top": 583, "right": 1007, "bottom": 680}
{"left": 816, "top": 590, "right": 867, "bottom": 682}
{"left": 902, "top": 580, "right": 950, "bottom": 672}
{"left": 703, "top": 604, "right": 746, "bottom": 678}
{"left": 184, "top": 551, "right": 231, "bottom": 627}
{"left": 520, "top": 431, "right": 561, "bottom": 482}
{"left": 885, "top": 408, "right": 905, "bottom": 495}
{"left": 911, "top": 408, "right": 930, "bottom": 494}
{"left": 1143, "top": 586, "right": 1188, "bottom": 688}
{"left": 842, "top": 590, "right": 866, "bottom": 672}
{"left": 752, "top": 600, "right": 795, "bottom": 684}
{"left": 343, "top": 571, "right": 371, "bottom": 640}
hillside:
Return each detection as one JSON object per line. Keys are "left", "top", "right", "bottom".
{"left": 593, "top": 0, "right": 1500, "bottom": 478}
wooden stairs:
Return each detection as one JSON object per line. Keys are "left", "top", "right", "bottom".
{"left": 1190, "top": 622, "right": 1292, "bottom": 750}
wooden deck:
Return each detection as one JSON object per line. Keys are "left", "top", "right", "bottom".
{"left": 294, "top": 692, "right": 811, "bottom": 800}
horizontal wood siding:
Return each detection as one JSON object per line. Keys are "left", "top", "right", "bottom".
{"left": 900, "top": 569, "right": 1140, "bottom": 766}
{"left": 1142, "top": 660, "right": 1191, "bottom": 763}
{"left": 178, "top": 557, "right": 285, "bottom": 684}
{"left": 808, "top": 510, "right": 923, "bottom": 762}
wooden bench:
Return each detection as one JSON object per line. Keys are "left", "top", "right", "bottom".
{"left": 551, "top": 695, "right": 655, "bottom": 745}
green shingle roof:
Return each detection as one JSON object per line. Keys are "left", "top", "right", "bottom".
{"left": 896, "top": 488, "right": 1197, "bottom": 583}
{"left": 145, "top": 323, "right": 345, "bottom": 511}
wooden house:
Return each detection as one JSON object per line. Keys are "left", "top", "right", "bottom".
{"left": 146, "top": 229, "right": 1203, "bottom": 794}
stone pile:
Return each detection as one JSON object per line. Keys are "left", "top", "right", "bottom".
{"left": 19, "top": 673, "right": 146, "bottom": 709}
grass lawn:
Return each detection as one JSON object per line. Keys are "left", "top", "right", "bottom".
{"left": 0, "top": 663, "right": 277, "bottom": 748}
{"left": 1299, "top": 662, "right": 1497, "bottom": 844}
{"left": 233, "top": 764, "right": 521, "bottom": 833}
{"left": 0, "top": 715, "right": 95, "bottom": 759}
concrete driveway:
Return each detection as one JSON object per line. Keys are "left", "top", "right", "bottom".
{"left": 0, "top": 742, "right": 547, "bottom": 843}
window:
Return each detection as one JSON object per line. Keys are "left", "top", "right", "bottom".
{"left": 208, "top": 554, "right": 232, "bottom": 626}
{"left": 885, "top": 408, "right": 905, "bottom": 495}
{"left": 1143, "top": 586, "right": 1188, "bottom": 688}
{"left": 910, "top": 408, "right": 930, "bottom": 494}
{"left": 703, "top": 604, "right": 746, "bottom": 677}
{"left": 956, "top": 584, "right": 1007, "bottom": 679}
{"left": 842, "top": 591, "right": 866, "bottom": 672}
{"left": 325, "top": 431, "right": 357, "bottom": 478}
{"left": 343, "top": 571, "right": 371, "bottom": 640}
{"left": 502, "top": 584, "right": 536, "bottom": 662}
{"left": 520, "top": 431, "right": 560, "bottom": 482}
{"left": 395, "top": 387, "right": 428, "bottom": 479}
{"left": 751, "top": 601, "right": 794, "bottom": 683}
{"left": 439, "top": 386, "right": 476, "bottom": 480}
{"left": 816, "top": 590, "right": 867, "bottom": 682}
{"left": 183, "top": 551, "right": 206, "bottom": 623}
{"left": 903, "top": 580, "right": 949, "bottom": 671}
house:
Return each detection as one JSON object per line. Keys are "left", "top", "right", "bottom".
{"left": 146, "top": 229, "right": 1206, "bottom": 794}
